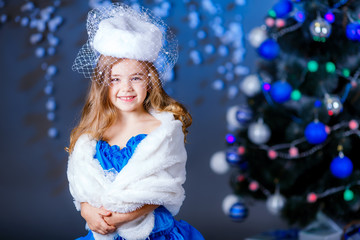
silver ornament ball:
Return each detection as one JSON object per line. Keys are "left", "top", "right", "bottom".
{"left": 309, "top": 17, "right": 331, "bottom": 38}
{"left": 324, "top": 94, "right": 342, "bottom": 115}
{"left": 239, "top": 74, "right": 261, "bottom": 97}
{"left": 248, "top": 119, "right": 271, "bottom": 145}
{"left": 266, "top": 193, "right": 286, "bottom": 215}
{"left": 248, "top": 26, "right": 268, "bottom": 48}
{"left": 210, "top": 151, "right": 229, "bottom": 175}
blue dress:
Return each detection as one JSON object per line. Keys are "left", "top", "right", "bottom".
{"left": 77, "top": 134, "right": 204, "bottom": 240}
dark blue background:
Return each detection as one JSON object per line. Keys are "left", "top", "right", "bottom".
{"left": 0, "top": 0, "right": 290, "bottom": 239}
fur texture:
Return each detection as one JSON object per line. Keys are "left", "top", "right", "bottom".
{"left": 67, "top": 110, "right": 187, "bottom": 240}
{"left": 93, "top": 15, "right": 162, "bottom": 62}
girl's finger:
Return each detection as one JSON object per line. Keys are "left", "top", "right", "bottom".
{"left": 101, "top": 221, "right": 114, "bottom": 232}
{"left": 99, "top": 209, "right": 112, "bottom": 216}
{"left": 92, "top": 227, "right": 106, "bottom": 235}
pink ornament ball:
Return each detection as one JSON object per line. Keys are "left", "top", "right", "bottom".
{"left": 268, "top": 149, "right": 278, "bottom": 159}
{"left": 276, "top": 19, "right": 286, "bottom": 28}
{"left": 238, "top": 146, "right": 246, "bottom": 155}
{"left": 289, "top": 147, "right": 299, "bottom": 157}
{"left": 249, "top": 181, "right": 259, "bottom": 191}
{"left": 349, "top": 120, "right": 359, "bottom": 130}
{"left": 307, "top": 193, "right": 317, "bottom": 203}
{"left": 265, "top": 18, "right": 275, "bottom": 27}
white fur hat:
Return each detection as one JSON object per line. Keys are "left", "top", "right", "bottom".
{"left": 93, "top": 15, "right": 163, "bottom": 62}
{"left": 72, "top": 3, "right": 178, "bottom": 85}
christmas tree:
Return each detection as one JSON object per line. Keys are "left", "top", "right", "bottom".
{"left": 212, "top": 0, "right": 360, "bottom": 226}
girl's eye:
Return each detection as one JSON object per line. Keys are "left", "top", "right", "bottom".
{"left": 111, "top": 78, "right": 119, "bottom": 82}
{"left": 131, "top": 77, "right": 143, "bottom": 81}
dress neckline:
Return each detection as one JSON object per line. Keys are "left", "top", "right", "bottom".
{"left": 101, "top": 133, "right": 148, "bottom": 150}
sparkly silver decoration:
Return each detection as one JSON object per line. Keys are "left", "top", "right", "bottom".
{"left": 324, "top": 94, "right": 343, "bottom": 115}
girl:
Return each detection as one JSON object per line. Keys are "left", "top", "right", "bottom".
{"left": 67, "top": 3, "right": 204, "bottom": 240}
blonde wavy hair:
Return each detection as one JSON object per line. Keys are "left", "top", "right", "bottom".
{"left": 67, "top": 55, "right": 192, "bottom": 153}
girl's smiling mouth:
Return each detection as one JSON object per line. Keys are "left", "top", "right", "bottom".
{"left": 118, "top": 96, "right": 136, "bottom": 102}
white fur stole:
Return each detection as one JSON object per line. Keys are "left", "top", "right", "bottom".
{"left": 67, "top": 111, "right": 187, "bottom": 240}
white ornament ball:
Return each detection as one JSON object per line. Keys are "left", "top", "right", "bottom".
{"left": 266, "top": 193, "right": 286, "bottom": 215}
{"left": 239, "top": 74, "right": 261, "bottom": 97}
{"left": 227, "top": 105, "right": 243, "bottom": 130}
{"left": 248, "top": 26, "right": 268, "bottom": 48}
{"left": 222, "top": 194, "right": 241, "bottom": 215}
{"left": 248, "top": 119, "right": 271, "bottom": 145}
{"left": 210, "top": 151, "right": 229, "bottom": 174}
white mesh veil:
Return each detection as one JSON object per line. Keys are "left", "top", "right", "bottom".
{"left": 72, "top": 3, "right": 178, "bottom": 88}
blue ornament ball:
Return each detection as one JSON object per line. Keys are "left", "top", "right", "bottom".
{"left": 258, "top": 39, "right": 280, "bottom": 60}
{"left": 229, "top": 202, "right": 248, "bottom": 222}
{"left": 270, "top": 81, "right": 292, "bottom": 103}
{"left": 346, "top": 22, "right": 360, "bottom": 41}
{"left": 273, "top": 0, "right": 293, "bottom": 18}
{"left": 236, "top": 106, "right": 253, "bottom": 125}
{"left": 226, "top": 147, "right": 242, "bottom": 166}
{"left": 304, "top": 121, "right": 328, "bottom": 144}
{"left": 330, "top": 155, "right": 353, "bottom": 179}
{"left": 226, "top": 147, "right": 248, "bottom": 170}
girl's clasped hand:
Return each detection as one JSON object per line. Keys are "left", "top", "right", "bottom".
{"left": 81, "top": 202, "right": 158, "bottom": 235}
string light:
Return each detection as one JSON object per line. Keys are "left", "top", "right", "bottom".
{"left": 307, "top": 192, "right": 318, "bottom": 203}
{"left": 226, "top": 133, "right": 236, "bottom": 144}
{"left": 310, "top": 180, "right": 360, "bottom": 201}
{"left": 263, "top": 82, "right": 271, "bottom": 91}
{"left": 271, "top": 21, "right": 302, "bottom": 40}
{"left": 324, "top": 11, "right": 335, "bottom": 23}
{"left": 245, "top": 177, "right": 271, "bottom": 197}
{"left": 343, "top": 188, "right": 354, "bottom": 201}
{"left": 236, "top": 177, "right": 359, "bottom": 205}
{"left": 268, "top": 149, "right": 278, "bottom": 159}
{"left": 326, "top": 61, "right": 336, "bottom": 73}
{"left": 254, "top": 120, "right": 360, "bottom": 160}
{"left": 307, "top": 60, "right": 319, "bottom": 72}
{"left": 249, "top": 181, "right": 259, "bottom": 191}
{"left": 343, "top": 68, "right": 350, "bottom": 77}
{"left": 291, "top": 89, "right": 301, "bottom": 101}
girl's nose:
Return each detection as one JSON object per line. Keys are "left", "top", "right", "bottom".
{"left": 121, "top": 79, "right": 133, "bottom": 90}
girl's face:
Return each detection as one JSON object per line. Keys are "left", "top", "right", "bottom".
{"left": 108, "top": 59, "right": 148, "bottom": 113}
